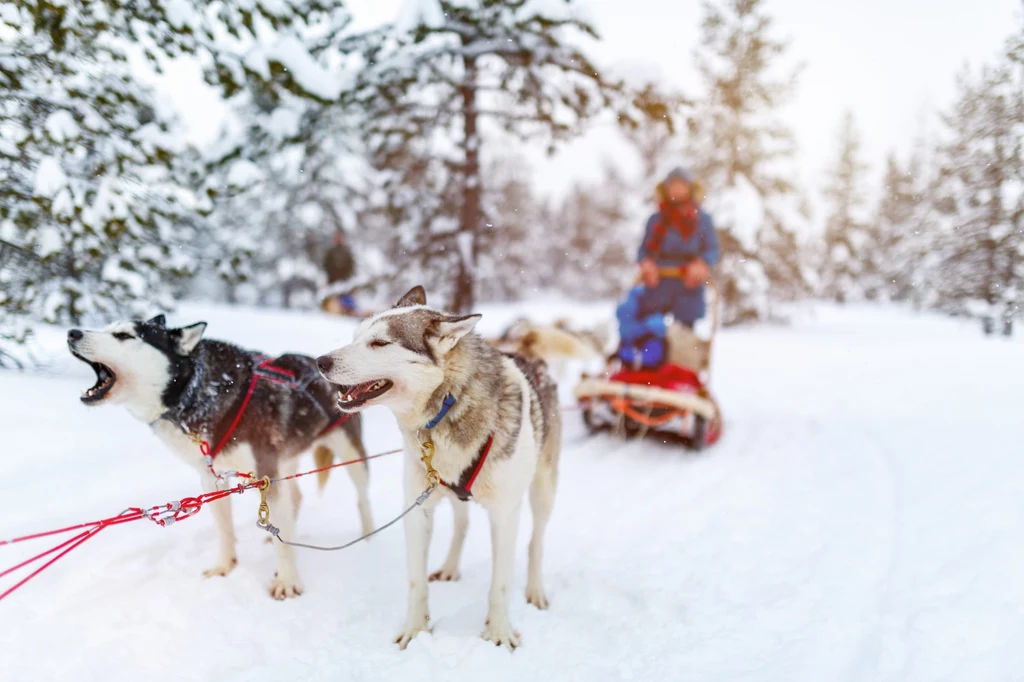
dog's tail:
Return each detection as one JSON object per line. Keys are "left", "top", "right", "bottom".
{"left": 313, "top": 445, "right": 334, "bottom": 491}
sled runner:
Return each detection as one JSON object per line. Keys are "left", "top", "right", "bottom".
{"left": 574, "top": 276, "right": 723, "bottom": 450}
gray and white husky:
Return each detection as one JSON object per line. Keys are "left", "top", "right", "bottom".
{"left": 67, "top": 314, "right": 373, "bottom": 599}
{"left": 316, "top": 286, "right": 561, "bottom": 650}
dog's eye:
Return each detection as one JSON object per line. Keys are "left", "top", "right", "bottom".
{"left": 369, "top": 339, "right": 390, "bottom": 348}
{"left": 113, "top": 332, "right": 134, "bottom": 341}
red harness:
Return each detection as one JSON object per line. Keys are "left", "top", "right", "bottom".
{"left": 208, "top": 354, "right": 350, "bottom": 459}
{"left": 442, "top": 434, "right": 495, "bottom": 501}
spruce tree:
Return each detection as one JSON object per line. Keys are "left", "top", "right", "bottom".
{"left": 820, "top": 112, "right": 873, "bottom": 302}
{"left": 873, "top": 150, "right": 932, "bottom": 302}
{"left": 687, "top": 0, "right": 810, "bottom": 323}
{"left": 348, "top": 0, "right": 659, "bottom": 312}
{"left": 0, "top": 1, "right": 198, "bottom": 346}
{"left": 932, "top": 64, "right": 1021, "bottom": 335}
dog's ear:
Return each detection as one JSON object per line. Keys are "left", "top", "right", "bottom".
{"left": 395, "top": 286, "right": 427, "bottom": 308}
{"left": 175, "top": 322, "right": 206, "bottom": 355}
{"left": 148, "top": 314, "right": 166, "bottom": 327}
{"left": 429, "top": 313, "right": 481, "bottom": 355}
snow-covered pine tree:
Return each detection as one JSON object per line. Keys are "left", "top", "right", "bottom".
{"left": 126, "top": 0, "right": 376, "bottom": 307}
{"left": 620, "top": 82, "right": 690, "bottom": 182}
{"left": 0, "top": 1, "right": 197, "bottom": 348}
{"left": 687, "top": 0, "right": 811, "bottom": 323}
{"left": 820, "top": 112, "right": 874, "bottom": 302}
{"left": 477, "top": 154, "right": 541, "bottom": 302}
{"left": 546, "top": 164, "right": 637, "bottom": 301}
{"left": 932, "top": 64, "right": 1021, "bottom": 335}
{"left": 199, "top": 102, "right": 373, "bottom": 307}
{"left": 349, "top": 0, "right": 658, "bottom": 313}
{"left": 873, "top": 150, "right": 932, "bottom": 302}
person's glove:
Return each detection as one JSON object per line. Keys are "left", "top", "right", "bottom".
{"left": 684, "top": 258, "right": 709, "bottom": 289}
{"left": 639, "top": 258, "right": 660, "bottom": 288}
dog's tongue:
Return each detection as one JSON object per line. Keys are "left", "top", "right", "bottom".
{"left": 343, "top": 380, "right": 385, "bottom": 402}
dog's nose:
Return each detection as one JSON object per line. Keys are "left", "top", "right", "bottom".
{"left": 68, "top": 329, "right": 83, "bottom": 343}
{"left": 316, "top": 355, "right": 333, "bottom": 374}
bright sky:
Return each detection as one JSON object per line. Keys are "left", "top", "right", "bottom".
{"left": 164, "top": 0, "right": 1021, "bottom": 213}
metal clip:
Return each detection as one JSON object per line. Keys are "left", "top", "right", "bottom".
{"left": 418, "top": 438, "right": 441, "bottom": 489}
{"left": 256, "top": 475, "right": 271, "bottom": 526}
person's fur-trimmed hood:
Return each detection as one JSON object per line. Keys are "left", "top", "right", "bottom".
{"left": 655, "top": 166, "right": 706, "bottom": 204}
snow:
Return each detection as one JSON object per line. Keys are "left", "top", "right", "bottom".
{"left": 162, "top": 0, "right": 193, "bottom": 30}
{"left": 394, "top": 0, "right": 446, "bottom": 33}
{"left": 226, "top": 159, "right": 265, "bottom": 188}
{"left": 35, "top": 226, "right": 64, "bottom": 258}
{"left": 44, "top": 110, "right": 81, "bottom": 143}
{"left": 32, "top": 156, "right": 67, "bottom": 198}
{"left": 267, "top": 106, "right": 302, "bottom": 139}
{"left": 711, "top": 175, "right": 765, "bottom": 251}
{"left": 101, "top": 258, "right": 149, "bottom": 298}
{"left": 1, "top": 302, "right": 1023, "bottom": 681}
{"left": 244, "top": 37, "right": 352, "bottom": 102}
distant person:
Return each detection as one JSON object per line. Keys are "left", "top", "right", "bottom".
{"left": 322, "top": 232, "right": 357, "bottom": 315}
{"left": 616, "top": 166, "right": 720, "bottom": 367}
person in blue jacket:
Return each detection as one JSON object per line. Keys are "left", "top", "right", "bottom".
{"left": 617, "top": 167, "right": 719, "bottom": 368}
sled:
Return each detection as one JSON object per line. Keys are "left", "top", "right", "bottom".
{"left": 574, "top": 276, "right": 723, "bottom": 450}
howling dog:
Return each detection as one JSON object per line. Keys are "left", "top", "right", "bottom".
{"left": 316, "top": 286, "right": 561, "bottom": 650}
{"left": 67, "top": 314, "right": 373, "bottom": 599}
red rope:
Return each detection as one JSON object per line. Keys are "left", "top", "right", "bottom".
{"left": 271, "top": 448, "right": 402, "bottom": 484}
{"left": 0, "top": 525, "right": 108, "bottom": 602}
{"left": 0, "top": 480, "right": 261, "bottom": 603}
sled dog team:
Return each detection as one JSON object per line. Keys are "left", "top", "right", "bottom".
{"left": 67, "top": 286, "right": 568, "bottom": 650}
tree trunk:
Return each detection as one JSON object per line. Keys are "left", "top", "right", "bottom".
{"left": 451, "top": 51, "right": 481, "bottom": 315}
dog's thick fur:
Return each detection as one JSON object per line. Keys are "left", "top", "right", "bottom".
{"left": 317, "top": 287, "right": 561, "bottom": 650}
{"left": 67, "top": 315, "right": 373, "bottom": 599}
{"left": 489, "top": 318, "right": 605, "bottom": 381}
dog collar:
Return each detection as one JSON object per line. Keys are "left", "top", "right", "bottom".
{"left": 420, "top": 393, "right": 493, "bottom": 500}
{"left": 424, "top": 394, "right": 456, "bottom": 429}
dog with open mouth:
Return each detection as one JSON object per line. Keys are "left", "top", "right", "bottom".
{"left": 67, "top": 315, "right": 374, "bottom": 599}
{"left": 316, "top": 286, "right": 562, "bottom": 650}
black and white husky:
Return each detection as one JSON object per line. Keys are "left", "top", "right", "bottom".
{"left": 67, "top": 314, "right": 373, "bottom": 599}
{"left": 316, "top": 287, "right": 561, "bottom": 650}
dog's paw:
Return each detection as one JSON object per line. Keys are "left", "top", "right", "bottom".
{"left": 394, "top": 616, "right": 430, "bottom": 650}
{"left": 482, "top": 620, "right": 521, "bottom": 650}
{"left": 429, "top": 567, "right": 460, "bottom": 582}
{"left": 525, "top": 585, "right": 549, "bottom": 610}
{"left": 202, "top": 557, "right": 237, "bottom": 578}
{"left": 269, "top": 576, "right": 303, "bottom": 600}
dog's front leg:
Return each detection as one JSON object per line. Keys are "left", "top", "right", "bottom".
{"left": 395, "top": 470, "right": 434, "bottom": 649}
{"left": 267, "top": 479, "right": 303, "bottom": 599}
{"left": 200, "top": 472, "right": 237, "bottom": 578}
{"left": 430, "top": 499, "right": 468, "bottom": 582}
{"left": 483, "top": 502, "right": 523, "bottom": 649}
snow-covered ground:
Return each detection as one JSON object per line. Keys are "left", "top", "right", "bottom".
{"left": 1, "top": 302, "right": 1022, "bottom": 681}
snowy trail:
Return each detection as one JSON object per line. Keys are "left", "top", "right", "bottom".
{"left": 0, "top": 303, "right": 1022, "bottom": 681}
